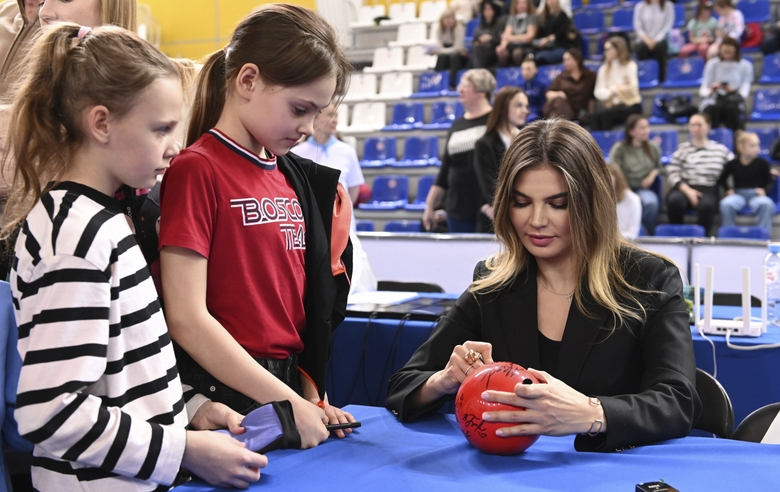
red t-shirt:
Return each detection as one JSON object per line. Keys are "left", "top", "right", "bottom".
{"left": 159, "top": 129, "right": 307, "bottom": 358}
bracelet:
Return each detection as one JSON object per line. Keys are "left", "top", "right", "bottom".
{"left": 584, "top": 396, "right": 602, "bottom": 436}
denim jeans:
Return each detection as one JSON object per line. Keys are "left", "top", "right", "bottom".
{"left": 634, "top": 188, "right": 660, "bottom": 235}
{"left": 719, "top": 188, "right": 775, "bottom": 231}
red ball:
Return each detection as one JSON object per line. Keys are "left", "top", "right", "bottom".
{"left": 454, "top": 362, "right": 540, "bottom": 455}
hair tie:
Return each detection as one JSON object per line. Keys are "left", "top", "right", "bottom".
{"left": 77, "top": 26, "right": 92, "bottom": 41}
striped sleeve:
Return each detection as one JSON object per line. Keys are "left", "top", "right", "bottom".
{"left": 14, "top": 254, "right": 186, "bottom": 486}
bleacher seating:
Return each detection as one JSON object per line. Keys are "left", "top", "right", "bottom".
{"left": 538, "top": 64, "right": 563, "bottom": 86}
{"left": 585, "top": 0, "right": 618, "bottom": 10}
{"left": 380, "top": 2, "right": 418, "bottom": 26}
{"left": 464, "top": 18, "right": 480, "bottom": 44}
{"left": 384, "top": 220, "right": 422, "bottom": 232}
{"left": 350, "top": 4, "right": 385, "bottom": 28}
{"left": 377, "top": 71, "right": 414, "bottom": 99}
{"left": 663, "top": 57, "right": 704, "bottom": 88}
{"left": 364, "top": 47, "right": 405, "bottom": 73}
{"left": 750, "top": 89, "right": 780, "bottom": 121}
{"left": 422, "top": 101, "right": 464, "bottom": 129}
{"left": 360, "top": 136, "right": 398, "bottom": 167}
{"left": 358, "top": 175, "right": 409, "bottom": 210}
{"left": 396, "top": 136, "right": 441, "bottom": 166}
{"left": 608, "top": 8, "right": 633, "bottom": 33}
{"left": 649, "top": 92, "right": 693, "bottom": 124}
{"left": 496, "top": 67, "right": 523, "bottom": 90}
{"left": 574, "top": 10, "right": 605, "bottom": 34}
{"left": 404, "top": 45, "right": 437, "bottom": 71}
{"left": 739, "top": 0, "right": 771, "bottom": 23}
{"left": 346, "top": 102, "right": 386, "bottom": 132}
{"left": 673, "top": 3, "right": 686, "bottom": 28}
{"left": 649, "top": 130, "right": 679, "bottom": 165}
{"left": 355, "top": 219, "right": 376, "bottom": 231}
{"left": 411, "top": 71, "right": 456, "bottom": 98}
{"left": 718, "top": 226, "right": 772, "bottom": 240}
{"left": 388, "top": 23, "right": 428, "bottom": 48}
{"left": 753, "top": 127, "right": 778, "bottom": 159}
{"left": 383, "top": 102, "right": 425, "bottom": 130}
{"left": 405, "top": 175, "right": 436, "bottom": 211}
{"left": 592, "top": 130, "right": 624, "bottom": 158}
{"left": 759, "top": 53, "right": 780, "bottom": 84}
{"left": 709, "top": 128, "right": 734, "bottom": 151}
{"left": 344, "top": 73, "right": 377, "bottom": 102}
{"left": 655, "top": 224, "right": 707, "bottom": 237}
{"left": 418, "top": 0, "right": 447, "bottom": 23}
{"left": 637, "top": 59, "right": 660, "bottom": 89}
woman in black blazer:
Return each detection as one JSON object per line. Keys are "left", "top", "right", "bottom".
{"left": 474, "top": 86, "right": 530, "bottom": 232}
{"left": 387, "top": 119, "right": 701, "bottom": 452}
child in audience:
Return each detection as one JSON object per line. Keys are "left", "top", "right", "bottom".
{"left": 2, "top": 24, "right": 267, "bottom": 491}
{"left": 609, "top": 164, "right": 643, "bottom": 239}
{"left": 158, "top": 4, "right": 355, "bottom": 450}
{"left": 707, "top": 0, "right": 745, "bottom": 59}
{"left": 718, "top": 131, "right": 776, "bottom": 232}
{"left": 680, "top": 1, "right": 718, "bottom": 59}
{"left": 520, "top": 57, "right": 545, "bottom": 117}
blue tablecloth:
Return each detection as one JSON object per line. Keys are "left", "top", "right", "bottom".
{"left": 327, "top": 310, "right": 780, "bottom": 426}
{"left": 175, "top": 405, "right": 780, "bottom": 491}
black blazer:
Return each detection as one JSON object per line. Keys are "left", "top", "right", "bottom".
{"left": 474, "top": 130, "right": 507, "bottom": 208}
{"left": 386, "top": 247, "right": 701, "bottom": 451}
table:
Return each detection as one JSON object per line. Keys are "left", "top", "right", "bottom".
{"left": 176, "top": 405, "right": 780, "bottom": 491}
{"left": 327, "top": 309, "right": 780, "bottom": 426}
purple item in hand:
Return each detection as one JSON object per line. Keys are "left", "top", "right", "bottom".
{"left": 215, "top": 400, "right": 300, "bottom": 453}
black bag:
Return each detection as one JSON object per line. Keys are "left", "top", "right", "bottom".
{"left": 659, "top": 95, "right": 698, "bottom": 122}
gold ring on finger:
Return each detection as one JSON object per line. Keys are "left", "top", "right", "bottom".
{"left": 464, "top": 349, "right": 483, "bottom": 366}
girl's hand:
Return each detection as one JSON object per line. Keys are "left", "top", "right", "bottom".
{"left": 290, "top": 397, "right": 329, "bottom": 448}
{"left": 190, "top": 400, "right": 246, "bottom": 434}
{"left": 322, "top": 404, "right": 357, "bottom": 439}
{"left": 480, "top": 368, "right": 606, "bottom": 437}
{"left": 183, "top": 431, "right": 268, "bottom": 489}
{"left": 756, "top": 187, "right": 767, "bottom": 196}
{"left": 425, "top": 341, "right": 494, "bottom": 397}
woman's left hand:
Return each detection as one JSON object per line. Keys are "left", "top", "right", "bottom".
{"left": 321, "top": 403, "right": 356, "bottom": 439}
{"left": 480, "top": 368, "right": 606, "bottom": 437}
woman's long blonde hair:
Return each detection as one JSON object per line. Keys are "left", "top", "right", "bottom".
{"left": 471, "top": 119, "right": 654, "bottom": 329}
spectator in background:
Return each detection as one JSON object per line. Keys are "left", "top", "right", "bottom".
{"left": 608, "top": 115, "right": 663, "bottom": 235}
{"left": 633, "top": 0, "right": 675, "bottom": 82}
{"left": 470, "top": 0, "right": 506, "bottom": 69}
{"left": 452, "top": 0, "right": 481, "bottom": 23}
{"left": 432, "top": 8, "right": 469, "bottom": 91}
{"left": 699, "top": 37, "right": 753, "bottom": 133}
{"left": 542, "top": 48, "right": 596, "bottom": 122}
{"left": 520, "top": 57, "right": 546, "bottom": 117}
{"left": 538, "top": 0, "right": 572, "bottom": 18}
{"left": 532, "top": 0, "right": 572, "bottom": 65}
{"left": 423, "top": 69, "right": 495, "bottom": 233}
{"left": 609, "top": 164, "right": 643, "bottom": 239}
{"left": 761, "top": 1, "right": 780, "bottom": 54}
{"left": 707, "top": 0, "right": 744, "bottom": 59}
{"left": 592, "top": 36, "right": 641, "bottom": 131}
{"left": 474, "top": 87, "right": 530, "bottom": 232}
{"left": 497, "top": 0, "right": 538, "bottom": 66}
{"left": 718, "top": 130, "right": 776, "bottom": 232}
{"left": 680, "top": 1, "right": 718, "bottom": 59}
{"left": 666, "top": 113, "right": 733, "bottom": 235}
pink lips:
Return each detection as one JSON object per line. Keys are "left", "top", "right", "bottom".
{"left": 528, "top": 235, "right": 554, "bottom": 247}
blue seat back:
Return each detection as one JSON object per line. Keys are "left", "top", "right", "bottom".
{"left": 586, "top": 0, "right": 617, "bottom": 9}
{"left": 537, "top": 64, "right": 563, "bottom": 87}
{"left": 752, "top": 127, "right": 778, "bottom": 157}
{"left": 496, "top": 67, "right": 523, "bottom": 89}
{"left": 403, "top": 136, "right": 439, "bottom": 161}
{"left": 649, "top": 130, "right": 679, "bottom": 163}
{"left": 384, "top": 220, "right": 421, "bottom": 232}
{"left": 718, "top": 226, "right": 771, "bottom": 239}
{"left": 655, "top": 224, "right": 707, "bottom": 237}
{"left": 574, "top": 10, "right": 605, "bottom": 33}
{"left": 370, "top": 175, "right": 409, "bottom": 203}
{"left": 416, "top": 71, "right": 448, "bottom": 94}
{"left": 674, "top": 3, "right": 686, "bottom": 27}
{"left": 739, "top": 0, "right": 770, "bottom": 23}
{"left": 708, "top": 128, "right": 734, "bottom": 151}
{"left": 591, "top": 130, "right": 624, "bottom": 158}
{"left": 464, "top": 17, "right": 480, "bottom": 41}
{"left": 429, "top": 101, "right": 464, "bottom": 124}
{"left": 760, "top": 53, "right": 780, "bottom": 83}
{"left": 753, "top": 89, "right": 780, "bottom": 114}
{"left": 637, "top": 59, "right": 659, "bottom": 89}
{"left": 355, "top": 219, "right": 375, "bottom": 232}
{"left": 413, "top": 175, "right": 436, "bottom": 205}
{"left": 389, "top": 102, "right": 424, "bottom": 126}
{"left": 362, "top": 137, "right": 396, "bottom": 162}
{"left": 664, "top": 57, "right": 704, "bottom": 86}
{"left": 610, "top": 8, "right": 634, "bottom": 31}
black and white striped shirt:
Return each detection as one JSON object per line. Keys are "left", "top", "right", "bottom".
{"left": 667, "top": 140, "right": 734, "bottom": 189}
{"left": 11, "top": 182, "right": 202, "bottom": 491}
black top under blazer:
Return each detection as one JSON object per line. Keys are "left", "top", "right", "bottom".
{"left": 386, "top": 247, "right": 702, "bottom": 452}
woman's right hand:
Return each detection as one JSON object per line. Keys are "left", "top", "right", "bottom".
{"left": 291, "top": 397, "right": 329, "bottom": 448}
{"left": 680, "top": 183, "right": 702, "bottom": 207}
{"left": 422, "top": 206, "right": 437, "bottom": 231}
{"left": 425, "top": 341, "right": 494, "bottom": 398}
{"left": 182, "top": 431, "right": 268, "bottom": 489}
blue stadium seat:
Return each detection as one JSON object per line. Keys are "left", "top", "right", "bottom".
{"left": 739, "top": 0, "right": 770, "bottom": 23}
{"left": 382, "top": 102, "right": 425, "bottom": 131}
{"left": 384, "top": 220, "right": 422, "bottom": 232}
{"left": 591, "top": 130, "right": 624, "bottom": 159}
{"left": 750, "top": 89, "right": 780, "bottom": 121}
{"left": 649, "top": 92, "right": 693, "bottom": 124}
{"left": 649, "top": 130, "right": 679, "bottom": 165}
{"left": 709, "top": 128, "right": 734, "bottom": 151}
{"left": 752, "top": 127, "right": 778, "bottom": 159}
{"left": 584, "top": 0, "right": 617, "bottom": 9}
{"left": 674, "top": 3, "right": 686, "bottom": 28}
{"left": 357, "top": 175, "right": 409, "bottom": 210}
{"left": 410, "top": 71, "right": 450, "bottom": 98}
{"left": 759, "top": 53, "right": 780, "bottom": 84}
{"left": 537, "top": 64, "right": 563, "bottom": 87}
{"left": 464, "top": 18, "right": 480, "bottom": 43}
{"left": 638, "top": 59, "right": 659, "bottom": 89}
{"left": 608, "top": 8, "right": 633, "bottom": 32}
{"left": 395, "top": 136, "right": 441, "bottom": 167}
{"left": 405, "top": 175, "right": 436, "bottom": 211}
{"left": 655, "top": 224, "right": 707, "bottom": 237}
{"left": 355, "top": 219, "right": 375, "bottom": 232}
{"left": 663, "top": 57, "right": 704, "bottom": 88}
{"left": 717, "top": 226, "right": 771, "bottom": 240}
{"left": 574, "top": 10, "right": 605, "bottom": 34}
{"left": 360, "top": 136, "right": 397, "bottom": 168}
{"left": 571, "top": 0, "right": 582, "bottom": 10}
{"left": 496, "top": 67, "right": 523, "bottom": 90}
{"left": 422, "top": 101, "right": 464, "bottom": 130}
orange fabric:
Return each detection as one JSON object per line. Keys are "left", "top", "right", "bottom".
{"left": 331, "top": 183, "right": 351, "bottom": 279}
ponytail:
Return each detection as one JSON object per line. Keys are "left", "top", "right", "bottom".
{"left": 186, "top": 50, "right": 227, "bottom": 147}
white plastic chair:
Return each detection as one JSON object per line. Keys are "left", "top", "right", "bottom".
{"left": 418, "top": 0, "right": 447, "bottom": 22}
{"left": 380, "top": 2, "right": 418, "bottom": 25}
{"left": 377, "top": 72, "right": 414, "bottom": 99}
{"left": 345, "top": 102, "right": 387, "bottom": 132}
{"left": 388, "top": 23, "right": 429, "bottom": 47}
{"left": 403, "top": 45, "right": 437, "bottom": 71}
{"left": 350, "top": 4, "right": 386, "bottom": 28}
{"left": 364, "top": 47, "right": 405, "bottom": 73}
{"left": 336, "top": 103, "right": 350, "bottom": 133}
{"left": 344, "top": 73, "right": 377, "bottom": 102}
